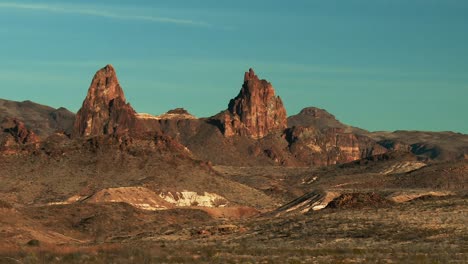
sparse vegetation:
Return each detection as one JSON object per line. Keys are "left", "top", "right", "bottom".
{"left": 0, "top": 195, "right": 466, "bottom": 263}
{"left": 0, "top": 122, "right": 466, "bottom": 263}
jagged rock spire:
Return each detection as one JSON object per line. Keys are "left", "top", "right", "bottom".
{"left": 73, "top": 65, "right": 138, "bottom": 137}
{"left": 222, "top": 68, "right": 287, "bottom": 139}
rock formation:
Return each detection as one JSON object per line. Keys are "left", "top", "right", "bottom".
{"left": 73, "top": 65, "right": 138, "bottom": 137}
{"left": 285, "top": 126, "right": 387, "bottom": 165}
{"left": 4, "top": 65, "right": 464, "bottom": 166}
{"left": 1, "top": 117, "right": 39, "bottom": 145}
{"left": 0, "top": 117, "right": 39, "bottom": 153}
{"left": 220, "top": 68, "right": 287, "bottom": 139}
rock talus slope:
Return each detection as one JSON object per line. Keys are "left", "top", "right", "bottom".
{"left": 0, "top": 99, "right": 75, "bottom": 137}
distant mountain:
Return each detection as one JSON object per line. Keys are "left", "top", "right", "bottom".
{"left": 64, "top": 65, "right": 390, "bottom": 166}
{"left": 0, "top": 98, "right": 75, "bottom": 137}
{"left": 1, "top": 64, "right": 466, "bottom": 165}
{"left": 368, "top": 130, "right": 468, "bottom": 161}
{"left": 287, "top": 106, "right": 468, "bottom": 162}
{"left": 287, "top": 107, "right": 367, "bottom": 134}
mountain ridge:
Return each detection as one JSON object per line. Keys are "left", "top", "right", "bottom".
{"left": 1, "top": 64, "right": 467, "bottom": 163}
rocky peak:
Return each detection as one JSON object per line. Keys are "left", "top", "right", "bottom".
{"left": 83, "top": 64, "right": 125, "bottom": 105}
{"left": 288, "top": 106, "right": 368, "bottom": 135}
{"left": 1, "top": 117, "right": 39, "bottom": 144}
{"left": 167, "top": 108, "right": 191, "bottom": 115}
{"left": 73, "top": 65, "right": 138, "bottom": 137}
{"left": 244, "top": 68, "right": 258, "bottom": 82}
{"left": 298, "top": 107, "right": 337, "bottom": 119}
{"left": 221, "top": 68, "right": 287, "bottom": 139}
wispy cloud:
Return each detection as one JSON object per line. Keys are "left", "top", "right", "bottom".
{"left": 0, "top": 2, "right": 211, "bottom": 27}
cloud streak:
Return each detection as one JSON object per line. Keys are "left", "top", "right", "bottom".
{"left": 0, "top": 2, "right": 211, "bottom": 27}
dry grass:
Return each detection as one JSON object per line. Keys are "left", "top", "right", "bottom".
{"left": 1, "top": 195, "right": 466, "bottom": 263}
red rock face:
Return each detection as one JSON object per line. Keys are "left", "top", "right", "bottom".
{"left": 222, "top": 68, "right": 287, "bottom": 139}
{"left": 73, "top": 65, "right": 139, "bottom": 137}
{"left": 1, "top": 117, "right": 39, "bottom": 144}
{"left": 285, "top": 126, "right": 387, "bottom": 165}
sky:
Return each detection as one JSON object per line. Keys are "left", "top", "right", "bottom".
{"left": 0, "top": 0, "right": 467, "bottom": 133}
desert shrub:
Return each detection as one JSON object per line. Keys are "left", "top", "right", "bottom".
{"left": 26, "top": 239, "right": 40, "bottom": 247}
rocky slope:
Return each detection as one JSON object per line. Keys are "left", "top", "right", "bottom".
{"left": 288, "top": 106, "right": 468, "bottom": 162}
{"left": 368, "top": 130, "right": 468, "bottom": 161}
{"left": 0, "top": 98, "right": 75, "bottom": 137}
{"left": 285, "top": 126, "right": 388, "bottom": 165}
{"left": 0, "top": 117, "right": 40, "bottom": 154}
{"left": 284, "top": 107, "right": 388, "bottom": 165}
{"left": 1, "top": 117, "right": 39, "bottom": 145}
{"left": 288, "top": 107, "right": 367, "bottom": 134}
{"left": 0, "top": 133, "right": 276, "bottom": 210}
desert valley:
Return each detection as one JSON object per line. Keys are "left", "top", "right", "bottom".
{"left": 0, "top": 65, "right": 466, "bottom": 263}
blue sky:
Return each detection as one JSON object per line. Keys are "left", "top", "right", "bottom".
{"left": 0, "top": 0, "right": 467, "bottom": 133}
